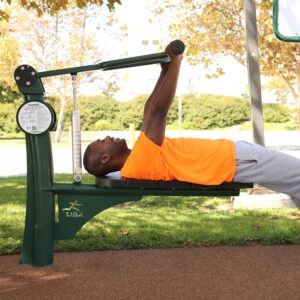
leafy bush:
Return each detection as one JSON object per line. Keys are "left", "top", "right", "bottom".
{"left": 118, "top": 95, "right": 147, "bottom": 130}
{"left": 0, "top": 86, "right": 20, "bottom": 103}
{"left": 180, "top": 94, "right": 250, "bottom": 129}
{"left": 262, "top": 103, "right": 291, "bottom": 123}
{"left": 0, "top": 93, "right": 294, "bottom": 137}
{"left": 61, "top": 95, "right": 122, "bottom": 131}
{"left": 0, "top": 101, "right": 22, "bottom": 137}
{"left": 94, "top": 119, "right": 115, "bottom": 130}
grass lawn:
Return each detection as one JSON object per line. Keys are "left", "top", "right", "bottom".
{"left": 0, "top": 175, "right": 299, "bottom": 255}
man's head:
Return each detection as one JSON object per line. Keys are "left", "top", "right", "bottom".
{"left": 83, "top": 136, "right": 130, "bottom": 176}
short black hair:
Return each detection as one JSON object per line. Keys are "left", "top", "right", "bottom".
{"left": 83, "top": 144, "right": 107, "bottom": 176}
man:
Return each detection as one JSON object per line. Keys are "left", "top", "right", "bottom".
{"left": 84, "top": 42, "right": 300, "bottom": 206}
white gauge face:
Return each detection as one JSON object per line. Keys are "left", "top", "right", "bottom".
{"left": 17, "top": 101, "right": 54, "bottom": 135}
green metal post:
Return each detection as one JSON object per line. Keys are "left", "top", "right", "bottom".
{"left": 15, "top": 66, "right": 56, "bottom": 266}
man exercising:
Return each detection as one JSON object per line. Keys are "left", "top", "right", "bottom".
{"left": 84, "top": 41, "right": 300, "bottom": 206}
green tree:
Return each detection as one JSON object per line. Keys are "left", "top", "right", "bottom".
{"left": 0, "top": 17, "right": 20, "bottom": 92}
{"left": 154, "top": 0, "right": 300, "bottom": 126}
{"left": 263, "top": 78, "right": 291, "bottom": 104}
{"left": 0, "top": 86, "right": 19, "bottom": 102}
{"left": 0, "top": 0, "right": 121, "bottom": 20}
{"left": 10, "top": 4, "right": 126, "bottom": 141}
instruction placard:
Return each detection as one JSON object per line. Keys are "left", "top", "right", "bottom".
{"left": 17, "top": 101, "right": 53, "bottom": 135}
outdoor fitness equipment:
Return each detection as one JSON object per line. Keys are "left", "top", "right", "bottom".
{"left": 15, "top": 40, "right": 252, "bottom": 266}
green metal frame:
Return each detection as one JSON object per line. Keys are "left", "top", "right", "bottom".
{"left": 273, "top": 0, "right": 300, "bottom": 42}
{"left": 15, "top": 53, "right": 247, "bottom": 266}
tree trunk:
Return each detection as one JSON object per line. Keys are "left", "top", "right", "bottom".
{"left": 279, "top": 72, "right": 300, "bottom": 128}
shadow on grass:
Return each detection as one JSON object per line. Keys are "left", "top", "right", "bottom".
{"left": 0, "top": 176, "right": 299, "bottom": 255}
{"left": 55, "top": 196, "right": 300, "bottom": 252}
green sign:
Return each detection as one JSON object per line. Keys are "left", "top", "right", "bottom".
{"left": 273, "top": 0, "right": 300, "bottom": 42}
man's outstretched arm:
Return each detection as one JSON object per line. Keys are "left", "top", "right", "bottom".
{"left": 141, "top": 42, "right": 183, "bottom": 146}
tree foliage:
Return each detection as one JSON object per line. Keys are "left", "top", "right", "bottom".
{"left": 7, "top": 2, "right": 126, "bottom": 141}
{"left": 154, "top": 0, "right": 300, "bottom": 123}
{"left": 0, "top": 0, "right": 121, "bottom": 20}
{"left": 0, "top": 86, "right": 19, "bottom": 102}
{"left": 165, "top": 1, "right": 299, "bottom": 81}
{"left": 0, "top": 18, "right": 20, "bottom": 90}
{"left": 0, "top": 101, "right": 22, "bottom": 135}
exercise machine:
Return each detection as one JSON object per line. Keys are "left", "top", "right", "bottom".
{"left": 15, "top": 40, "right": 252, "bottom": 266}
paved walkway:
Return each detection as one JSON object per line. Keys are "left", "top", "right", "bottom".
{"left": 1, "top": 130, "right": 300, "bottom": 177}
{"left": 0, "top": 245, "right": 299, "bottom": 300}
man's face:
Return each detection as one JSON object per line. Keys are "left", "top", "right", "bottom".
{"left": 90, "top": 136, "right": 128, "bottom": 158}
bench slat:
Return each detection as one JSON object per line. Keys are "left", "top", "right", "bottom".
{"left": 95, "top": 172, "right": 253, "bottom": 191}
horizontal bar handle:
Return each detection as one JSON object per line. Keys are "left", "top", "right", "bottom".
{"left": 38, "top": 40, "right": 185, "bottom": 78}
{"left": 38, "top": 52, "right": 169, "bottom": 78}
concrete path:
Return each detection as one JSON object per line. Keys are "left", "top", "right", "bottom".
{"left": 1, "top": 130, "right": 300, "bottom": 208}
{"left": 1, "top": 130, "right": 300, "bottom": 177}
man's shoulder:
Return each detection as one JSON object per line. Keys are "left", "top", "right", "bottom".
{"left": 137, "top": 132, "right": 162, "bottom": 149}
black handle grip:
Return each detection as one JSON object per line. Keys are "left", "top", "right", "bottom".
{"left": 170, "top": 40, "right": 185, "bottom": 55}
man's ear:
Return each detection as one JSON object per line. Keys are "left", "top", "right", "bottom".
{"left": 99, "top": 152, "right": 111, "bottom": 165}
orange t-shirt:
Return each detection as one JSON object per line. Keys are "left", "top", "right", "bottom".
{"left": 121, "top": 132, "right": 236, "bottom": 185}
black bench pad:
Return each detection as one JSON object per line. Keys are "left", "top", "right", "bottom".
{"left": 95, "top": 172, "right": 253, "bottom": 191}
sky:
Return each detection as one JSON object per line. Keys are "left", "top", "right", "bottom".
{"left": 99, "top": 0, "right": 249, "bottom": 101}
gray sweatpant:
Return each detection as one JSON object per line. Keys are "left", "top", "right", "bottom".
{"left": 233, "top": 141, "right": 300, "bottom": 206}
